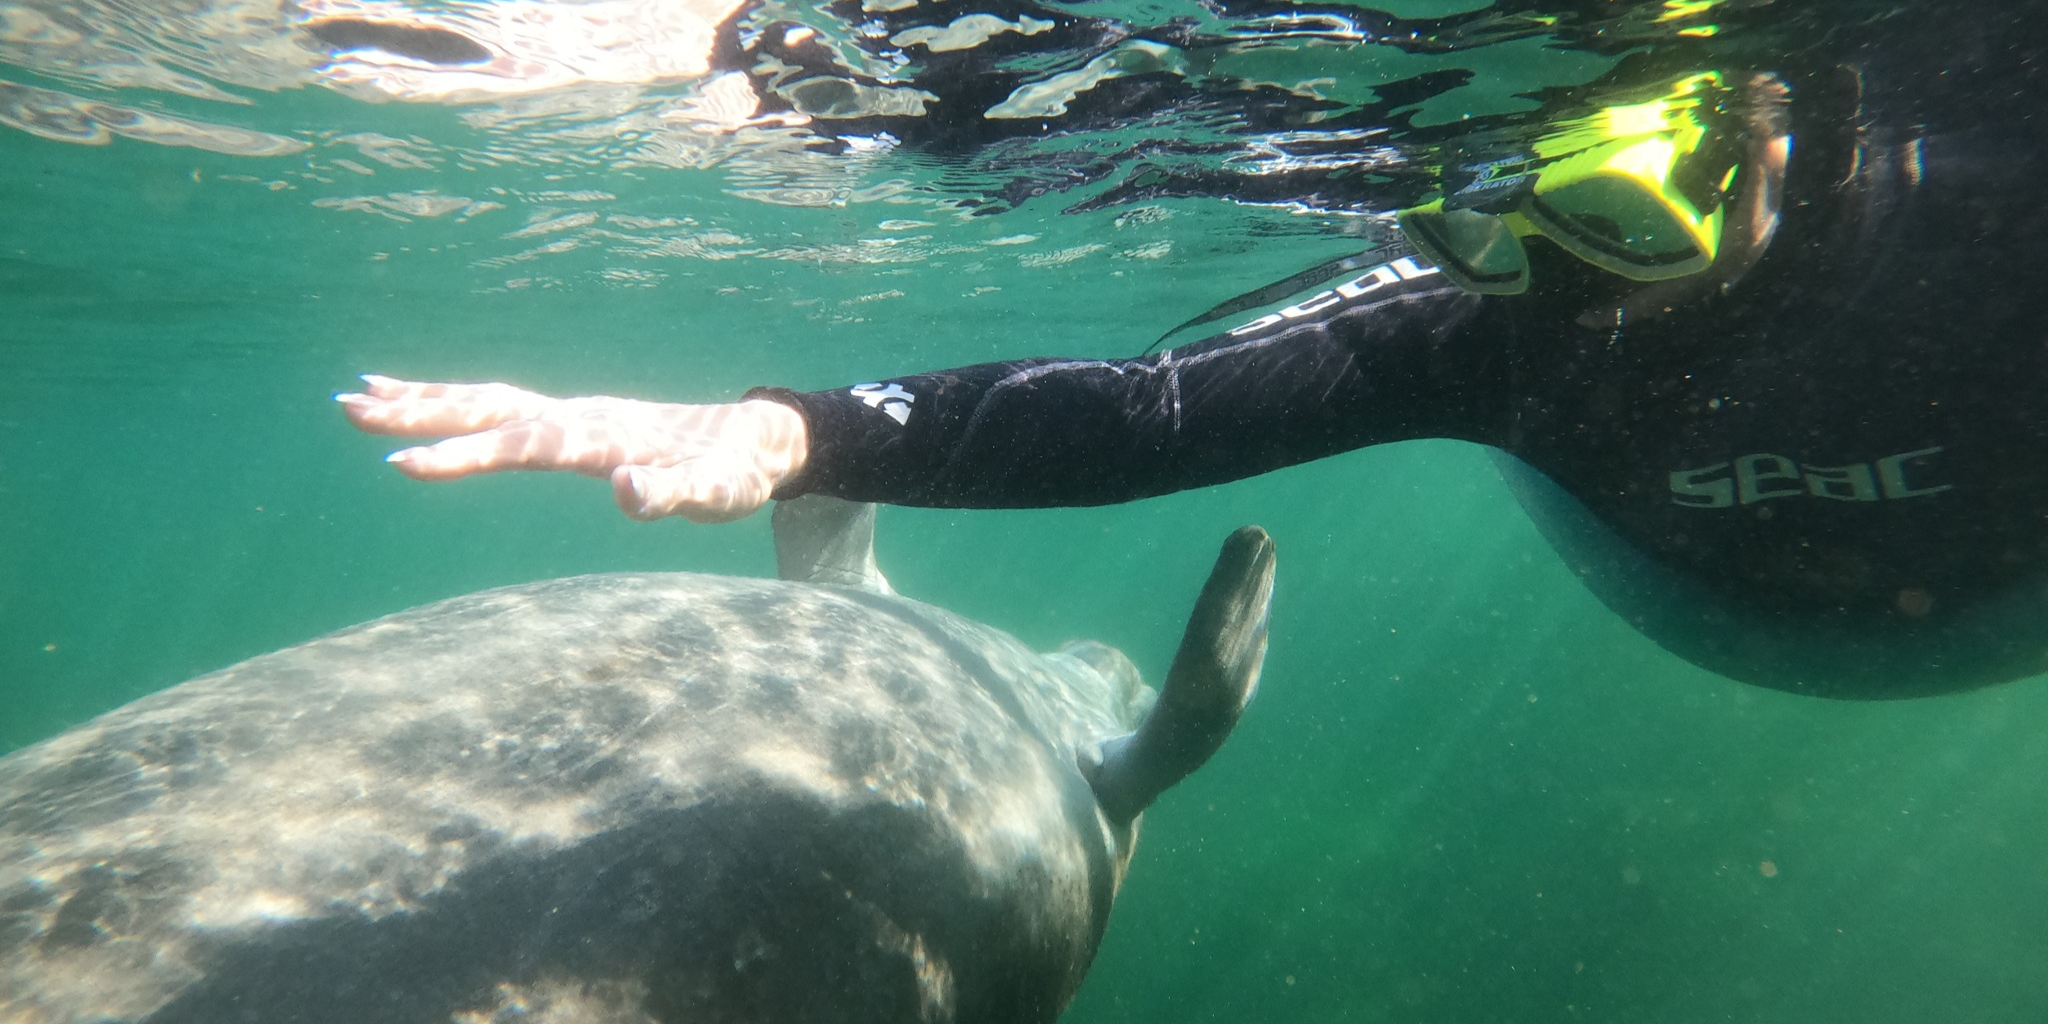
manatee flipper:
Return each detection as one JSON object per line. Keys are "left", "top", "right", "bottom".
{"left": 772, "top": 494, "right": 894, "bottom": 594}
{"left": 1083, "top": 525, "right": 1276, "bottom": 822}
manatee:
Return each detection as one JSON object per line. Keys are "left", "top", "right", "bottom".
{"left": 0, "top": 497, "right": 1275, "bottom": 1024}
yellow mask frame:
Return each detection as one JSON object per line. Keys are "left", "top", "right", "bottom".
{"left": 1397, "top": 72, "right": 1740, "bottom": 295}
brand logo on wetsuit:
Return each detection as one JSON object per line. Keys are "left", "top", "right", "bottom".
{"left": 850, "top": 382, "right": 915, "bottom": 425}
{"left": 1669, "top": 446, "right": 1952, "bottom": 508}
{"left": 1228, "top": 256, "right": 1441, "bottom": 336}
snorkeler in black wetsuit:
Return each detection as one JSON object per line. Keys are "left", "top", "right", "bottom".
{"left": 340, "top": 13, "right": 2048, "bottom": 698}
{"left": 723, "top": 55, "right": 2048, "bottom": 698}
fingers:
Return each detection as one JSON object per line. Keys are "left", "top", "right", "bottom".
{"left": 337, "top": 375, "right": 557, "bottom": 437}
{"left": 613, "top": 459, "right": 774, "bottom": 524}
{"left": 382, "top": 416, "right": 653, "bottom": 480}
{"left": 381, "top": 421, "right": 566, "bottom": 481}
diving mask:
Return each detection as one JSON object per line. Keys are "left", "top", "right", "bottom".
{"left": 1397, "top": 72, "right": 1743, "bottom": 294}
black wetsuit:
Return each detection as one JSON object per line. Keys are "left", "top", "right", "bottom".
{"left": 755, "top": 63, "right": 2048, "bottom": 698}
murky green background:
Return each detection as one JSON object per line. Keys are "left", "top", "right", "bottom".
{"left": 6, "top": 8, "right": 2048, "bottom": 1021}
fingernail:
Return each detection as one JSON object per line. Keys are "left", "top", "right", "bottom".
{"left": 361, "top": 373, "right": 399, "bottom": 387}
{"left": 634, "top": 472, "right": 672, "bottom": 518}
{"left": 385, "top": 449, "right": 415, "bottom": 464}
{"left": 334, "top": 392, "right": 367, "bottom": 405}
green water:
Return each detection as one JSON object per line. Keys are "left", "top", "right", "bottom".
{"left": 6, "top": 3, "right": 2048, "bottom": 1021}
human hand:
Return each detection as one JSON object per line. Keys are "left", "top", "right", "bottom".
{"left": 336, "top": 375, "right": 808, "bottom": 523}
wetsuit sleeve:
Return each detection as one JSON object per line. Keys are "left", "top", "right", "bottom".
{"left": 749, "top": 257, "right": 1510, "bottom": 508}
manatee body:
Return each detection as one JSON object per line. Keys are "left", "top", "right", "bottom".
{"left": 0, "top": 501, "right": 1275, "bottom": 1024}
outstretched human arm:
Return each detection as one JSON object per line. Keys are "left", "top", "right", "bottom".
{"left": 759, "top": 276, "right": 1495, "bottom": 506}
{"left": 341, "top": 255, "right": 1499, "bottom": 518}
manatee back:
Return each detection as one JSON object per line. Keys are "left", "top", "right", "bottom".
{"left": 0, "top": 573, "right": 1139, "bottom": 1024}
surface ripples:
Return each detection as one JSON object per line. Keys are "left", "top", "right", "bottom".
{"left": 2, "top": 0, "right": 1789, "bottom": 286}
